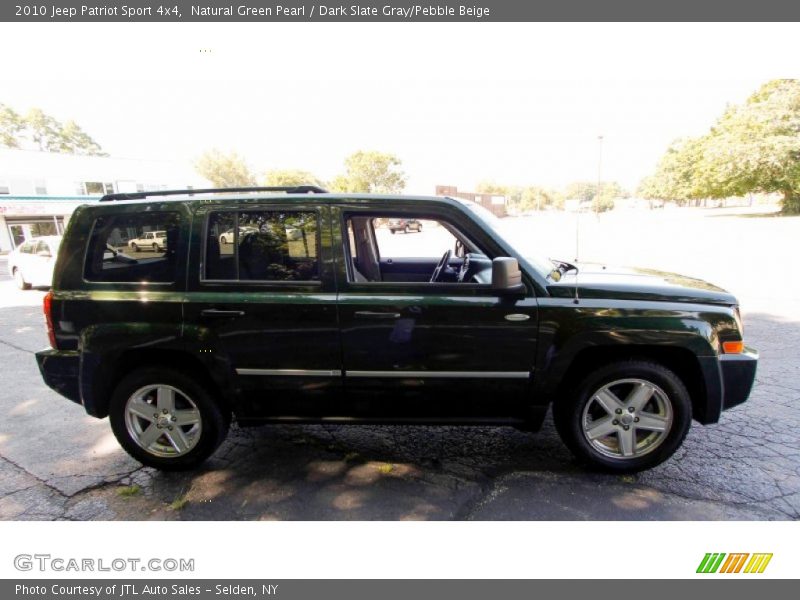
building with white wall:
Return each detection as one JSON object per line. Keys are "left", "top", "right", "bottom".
{"left": 0, "top": 148, "right": 208, "bottom": 251}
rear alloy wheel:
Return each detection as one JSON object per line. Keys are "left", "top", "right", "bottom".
{"left": 13, "top": 268, "right": 31, "bottom": 290}
{"left": 109, "top": 367, "right": 229, "bottom": 470}
{"left": 554, "top": 361, "right": 692, "bottom": 472}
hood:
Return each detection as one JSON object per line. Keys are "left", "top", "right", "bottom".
{"left": 547, "top": 264, "right": 737, "bottom": 305}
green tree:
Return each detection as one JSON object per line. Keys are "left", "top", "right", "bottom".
{"left": 476, "top": 181, "right": 564, "bottom": 211}
{"left": 699, "top": 79, "right": 800, "bottom": 213}
{"left": 0, "top": 103, "right": 23, "bottom": 148}
{"left": 638, "top": 138, "right": 699, "bottom": 205}
{"left": 262, "top": 169, "right": 324, "bottom": 188}
{"left": 641, "top": 79, "right": 800, "bottom": 214}
{"left": 330, "top": 150, "right": 406, "bottom": 193}
{"left": 24, "top": 108, "right": 61, "bottom": 151}
{"left": 195, "top": 149, "right": 256, "bottom": 187}
{"left": 55, "top": 120, "right": 106, "bottom": 156}
{"left": 564, "top": 181, "right": 597, "bottom": 203}
{"left": 564, "top": 181, "right": 627, "bottom": 208}
{"left": 0, "top": 104, "right": 106, "bottom": 155}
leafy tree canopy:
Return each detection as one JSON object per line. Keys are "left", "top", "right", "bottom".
{"left": 640, "top": 79, "right": 800, "bottom": 214}
{"left": 194, "top": 149, "right": 256, "bottom": 187}
{"left": 329, "top": 150, "right": 406, "bottom": 194}
{"left": 0, "top": 103, "right": 106, "bottom": 155}
{"left": 476, "top": 181, "right": 564, "bottom": 211}
{"left": 262, "top": 169, "right": 324, "bottom": 189}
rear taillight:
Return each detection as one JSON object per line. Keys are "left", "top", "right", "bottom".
{"left": 43, "top": 290, "right": 57, "bottom": 349}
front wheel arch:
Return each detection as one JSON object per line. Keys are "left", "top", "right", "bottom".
{"left": 550, "top": 345, "right": 709, "bottom": 424}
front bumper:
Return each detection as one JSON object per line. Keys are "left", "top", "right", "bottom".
{"left": 719, "top": 347, "right": 759, "bottom": 410}
{"left": 35, "top": 348, "right": 81, "bottom": 405}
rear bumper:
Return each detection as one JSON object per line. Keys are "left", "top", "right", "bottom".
{"left": 35, "top": 348, "right": 81, "bottom": 406}
{"left": 719, "top": 347, "right": 759, "bottom": 410}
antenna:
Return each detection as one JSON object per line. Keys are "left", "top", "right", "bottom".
{"left": 573, "top": 207, "right": 580, "bottom": 302}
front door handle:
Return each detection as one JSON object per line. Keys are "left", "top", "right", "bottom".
{"left": 201, "top": 309, "right": 246, "bottom": 318}
{"left": 354, "top": 311, "right": 401, "bottom": 320}
{"left": 504, "top": 313, "right": 530, "bottom": 322}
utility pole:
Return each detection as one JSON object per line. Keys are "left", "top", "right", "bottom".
{"left": 596, "top": 134, "right": 604, "bottom": 217}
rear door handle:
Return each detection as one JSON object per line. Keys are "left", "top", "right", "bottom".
{"left": 354, "top": 311, "right": 401, "bottom": 320}
{"left": 201, "top": 309, "right": 245, "bottom": 318}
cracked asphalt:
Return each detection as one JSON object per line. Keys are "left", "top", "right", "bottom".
{"left": 1, "top": 208, "right": 799, "bottom": 521}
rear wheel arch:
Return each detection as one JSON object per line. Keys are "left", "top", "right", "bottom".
{"left": 88, "top": 349, "right": 233, "bottom": 419}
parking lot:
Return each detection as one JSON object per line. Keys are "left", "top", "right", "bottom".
{"left": 1, "top": 206, "right": 799, "bottom": 520}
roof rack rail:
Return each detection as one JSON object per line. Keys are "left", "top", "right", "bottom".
{"left": 98, "top": 185, "right": 329, "bottom": 202}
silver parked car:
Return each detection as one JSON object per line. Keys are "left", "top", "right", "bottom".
{"left": 7, "top": 236, "right": 63, "bottom": 290}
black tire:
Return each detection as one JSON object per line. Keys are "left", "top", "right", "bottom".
{"left": 109, "top": 367, "right": 230, "bottom": 471}
{"left": 553, "top": 360, "right": 692, "bottom": 473}
{"left": 131, "top": 242, "right": 139, "bottom": 252}
{"left": 390, "top": 229, "right": 396, "bottom": 235}
{"left": 13, "top": 268, "right": 31, "bottom": 290}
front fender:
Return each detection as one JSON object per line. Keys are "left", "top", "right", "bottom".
{"left": 533, "top": 299, "right": 739, "bottom": 423}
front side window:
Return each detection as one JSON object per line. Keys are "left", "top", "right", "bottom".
{"left": 84, "top": 212, "right": 180, "bottom": 283}
{"left": 345, "top": 214, "right": 490, "bottom": 285}
{"left": 374, "top": 218, "right": 457, "bottom": 258}
{"left": 205, "top": 210, "right": 318, "bottom": 282}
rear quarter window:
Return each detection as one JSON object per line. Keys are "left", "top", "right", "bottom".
{"left": 84, "top": 212, "right": 181, "bottom": 283}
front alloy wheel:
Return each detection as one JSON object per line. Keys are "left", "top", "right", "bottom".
{"left": 554, "top": 360, "right": 691, "bottom": 472}
{"left": 581, "top": 378, "right": 673, "bottom": 459}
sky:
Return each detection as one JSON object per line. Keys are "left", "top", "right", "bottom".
{"left": 0, "top": 23, "right": 794, "bottom": 195}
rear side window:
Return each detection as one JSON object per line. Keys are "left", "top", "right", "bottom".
{"left": 205, "top": 210, "right": 318, "bottom": 282}
{"left": 84, "top": 212, "right": 180, "bottom": 283}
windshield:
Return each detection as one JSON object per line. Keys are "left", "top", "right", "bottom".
{"left": 452, "top": 198, "right": 556, "bottom": 277}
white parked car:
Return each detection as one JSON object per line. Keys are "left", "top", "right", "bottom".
{"left": 219, "top": 226, "right": 258, "bottom": 244}
{"left": 7, "top": 236, "right": 62, "bottom": 290}
{"left": 128, "top": 230, "right": 166, "bottom": 252}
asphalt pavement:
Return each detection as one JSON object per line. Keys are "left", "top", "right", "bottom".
{"left": 0, "top": 278, "right": 798, "bottom": 520}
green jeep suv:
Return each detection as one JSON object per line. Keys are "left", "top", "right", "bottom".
{"left": 35, "top": 186, "right": 757, "bottom": 472}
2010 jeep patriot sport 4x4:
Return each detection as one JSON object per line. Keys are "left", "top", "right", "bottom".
{"left": 36, "top": 186, "right": 758, "bottom": 472}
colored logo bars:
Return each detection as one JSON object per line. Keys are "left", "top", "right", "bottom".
{"left": 696, "top": 553, "right": 773, "bottom": 574}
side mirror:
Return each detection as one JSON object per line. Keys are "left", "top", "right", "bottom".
{"left": 491, "top": 257, "right": 526, "bottom": 295}
{"left": 36, "top": 250, "right": 51, "bottom": 258}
